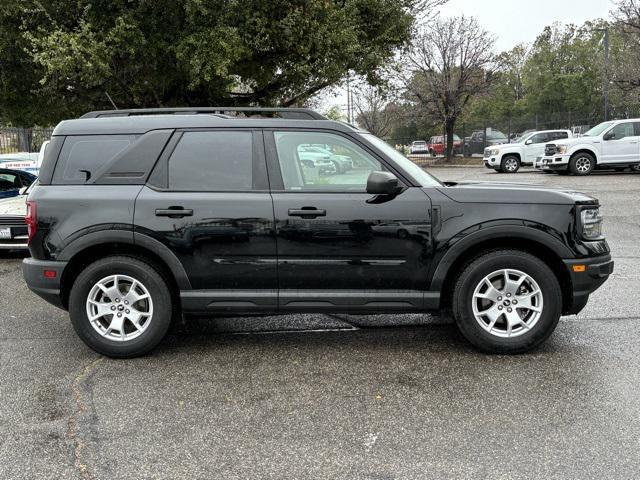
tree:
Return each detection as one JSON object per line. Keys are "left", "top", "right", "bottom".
{"left": 520, "top": 22, "right": 605, "bottom": 118}
{"left": 611, "top": 1, "right": 640, "bottom": 93}
{"left": 400, "top": 15, "right": 496, "bottom": 158}
{"left": 0, "top": 0, "right": 446, "bottom": 125}
{"left": 352, "top": 84, "right": 397, "bottom": 137}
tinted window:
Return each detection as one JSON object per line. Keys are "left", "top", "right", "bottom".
{"left": 53, "top": 135, "right": 136, "bottom": 184}
{"left": 169, "top": 131, "right": 253, "bottom": 191}
{"left": 274, "top": 131, "right": 382, "bottom": 191}
{"left": 607, "top": 122, "right": 635, "bottom": 140}
{"left": 0, "top": 172, "right": 19, "bottom": 191}
{"left": 529, "top": 133, "right": 548, "bottom": 144}
{"left": 548, "top": 131, "right": 568, "bottom": 140}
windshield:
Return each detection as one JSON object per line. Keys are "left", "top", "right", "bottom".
{"left": 583, "top": 121, "right": 614, "bottom": 137}
{"left": 487, "top": 131, "right": 507, "bottom": 140}
{"left": 361, "top": 134, "right": 442, "bottom": 187}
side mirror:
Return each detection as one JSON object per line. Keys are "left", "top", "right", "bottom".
{"left": 366, "top": 171, "right": 400, "bottom": 195}
{"left": 19, "top": 186, "right": 28, "bottom": 195}
{"left": 524, "top": 139, "right": 533, "bottom": 145}
{"left": 603, "top": 131, "right": 615, "bottom": 141}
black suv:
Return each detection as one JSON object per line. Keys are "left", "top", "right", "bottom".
{"left": 23, "top": 107, "right": 613, "bottom": 357}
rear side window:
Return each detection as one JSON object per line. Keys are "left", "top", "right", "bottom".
{"left": 0, "top": 172, "right": 20, "bottom": 191}
{"left": 53, "top": 135, "right": 136, "bottom": 184}
{"left": 168, "top": 131, "right": 253, "bottom": 191}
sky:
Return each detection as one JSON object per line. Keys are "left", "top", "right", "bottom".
{"left": 321, "top": 0, "right": 615, "bottom": 113}
{"left": 438, "top": 0, "right": 614, "bottom": 52}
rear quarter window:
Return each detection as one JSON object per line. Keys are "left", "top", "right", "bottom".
{"left": 52, "top": 135, "right": 137, "bottom": 184}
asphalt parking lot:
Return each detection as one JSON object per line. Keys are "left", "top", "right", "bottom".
{"left": 1, "top": 166, "right": 639, "bottom": 480}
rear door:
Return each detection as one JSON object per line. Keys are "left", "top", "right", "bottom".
{"left": 265, "top": 129, "right": 433, "bottom": 312}
{"left": 134, "top": 129, "right": 278, "bottom": 311}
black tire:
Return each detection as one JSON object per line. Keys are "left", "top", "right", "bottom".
{"left": 451, "top": 249, "right": 562, "bottom": 354}
{"left": 501, "top": 155, "right": 520, "bottom": 173}
{"left": 430, "top": 149, "right": 436, "bottom": 157}
{"left": 68, "top": 255, "right": 174, "bottom": 358}
{"left": 397, "top": 228, "right": 409, "bottom": 239}
{"left": 569, "top": 152, "right": 595, "bottom": 175}
{"left": 331, "top": 160, "right": 343, "bottom": 174}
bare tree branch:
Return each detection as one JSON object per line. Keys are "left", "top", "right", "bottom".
{"left": 398, "top": 15, "right": 496, "bottom": 158}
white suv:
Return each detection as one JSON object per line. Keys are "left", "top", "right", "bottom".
{"left": 536, "top": 119, "right": 640, "bottom": 175}
{"left": 483, "top": 130, "right": 572, "bottom": 173}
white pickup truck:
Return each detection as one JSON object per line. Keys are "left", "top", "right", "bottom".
{"left": 483, "top": 129, "right": 572, "bottom": 173}
{"left": 536, "top": 119, "right": 640, "bottom": 175}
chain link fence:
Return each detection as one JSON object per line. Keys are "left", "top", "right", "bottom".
{"left": 384, "top": 109, "right": 640, "bottom": 163}
{"left": 0, "top": 127, "right": 55, "bottom": 154}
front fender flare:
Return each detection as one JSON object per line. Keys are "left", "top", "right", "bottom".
{"left": 429, "top": 224, "right": 574, "bottom": 291}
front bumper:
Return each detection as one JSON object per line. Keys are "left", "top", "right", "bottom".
{"left": 563, "top": 254, "right": 614, "bottom": 314}
{"left": 536, "top": 154, "right": 570, "bottom": 171}
{"left": 22, "top": 257, "right": 68, "bottom": 309}
{"left": 483, "top": 156, "right": 499, "bottom": 169}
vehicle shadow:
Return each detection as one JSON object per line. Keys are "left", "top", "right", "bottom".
{"left": 0, "top": 250, "right": 30, "bottom": 259}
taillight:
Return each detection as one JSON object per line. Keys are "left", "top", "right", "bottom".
{"left": 26, "top": 201, "right": 36, "bottom": 245}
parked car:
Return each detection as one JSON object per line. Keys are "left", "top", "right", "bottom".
{"left": 297, "top": 146, "right": 336, "bottom": 175}
{"left": 23, "top": 107, "right": 613, "bottom": 358}
{"left": 0, "top": 141, "right": 49, "bottom": 176}
{"left": 484, "top": 130, "right": 572, "bottom": 173}
{"left": 427, "top": 135, "right": 462, "bottom": 156}
{"left": 537, "top": 119, "right": 640, "bottom": 175}
{"left": 463, "top": 130, "right": 508, "bottom": 155}
{"left": 299, "top": 145, "right": 352, "bottom": 173}
{"left": 0, "top": 168, "right": 36, "bottom": 199}
{"left": 0, "top": 183, "right": 31, "bottom": 250}
{"left": 410, "top": 140, "right": 428, "bottom": 154}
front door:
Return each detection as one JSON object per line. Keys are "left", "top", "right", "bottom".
{"left": 601, "top": 122, "right": 639, "bottom": 164}
{"left": 134, "top": 129, "right": 278, "bottom": 312}
{"left": 265, "top": 129, "right": 433, "bottom": 312}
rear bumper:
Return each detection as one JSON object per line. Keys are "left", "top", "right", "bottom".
{"left": 563, "top": 254, "right": 614, "bottom": 314}
{"left": 22, "top": 257, "right": 68, "bottom": 309}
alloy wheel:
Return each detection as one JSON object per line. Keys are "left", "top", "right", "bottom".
{"left": 86, "top": 274, "right": 154, "bottom": 342}
{"left": 504, "top": 158, "right": 518, "bottom": 172}
{"left": 575, "top": 156, "right": 592, "bottom": 173}
{"left": 471, "top": 269, "right": 543, "bottom": 338}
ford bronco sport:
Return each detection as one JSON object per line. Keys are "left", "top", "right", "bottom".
{"left": 23, "top": 107, "right": 613, "bottom": 357}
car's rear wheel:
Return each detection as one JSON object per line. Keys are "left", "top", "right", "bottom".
{"left": 569, "top": 152, "right": 595, "bottom": 175}
{"left": 69, "top": 256, "right": 173, "bottom": 358}
{"left": 501, "top": 155, "right": 520, "bottom": 173}
{"left": 452, "top": 250, "right": 562, "bottom": 354}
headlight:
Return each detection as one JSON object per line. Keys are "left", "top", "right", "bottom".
{"left": 489, "top": 148, "right": 500, "bottom": 155}
{"left": 580, "top": 207, "right": 603, "bottom": 239}
{"left": 557, "top": 145, "right": 568, "bottom": 154}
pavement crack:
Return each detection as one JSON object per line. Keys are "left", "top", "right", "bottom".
{"left": 67, "top": 357, "right": 104, "bottom": 480}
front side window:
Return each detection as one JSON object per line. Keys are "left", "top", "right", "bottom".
{"left": 169, "top": 131, "right": 253, "bottom": 191}
{"left": 529, "top": 133, "right": 548, "bottom": 144}
{"left": 274, "top": 131, "right": 382, "bottom": 191}
{"left": 606, "top": 122, "right": 635, "bottom": 141}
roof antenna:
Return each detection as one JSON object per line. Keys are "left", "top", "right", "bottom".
{"left": 105, "top": 91, "right": 119, "bottom": 110}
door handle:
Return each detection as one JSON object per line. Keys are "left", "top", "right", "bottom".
{"left": 155, "top": 207, "right": 193, "bottom": 218}
{"left": 288, "top": 207, "right": 326, "bottom": 218}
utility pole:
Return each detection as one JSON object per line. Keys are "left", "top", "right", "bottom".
{"left": 346, "top": 77, "right": 352, "bottom": 123}
{"left": 597, "top": 28, "right": 610, "bottom": 121}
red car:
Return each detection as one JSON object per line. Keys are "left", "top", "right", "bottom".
{"left": 427, "top": 134, "right": 462, "bottom": 156}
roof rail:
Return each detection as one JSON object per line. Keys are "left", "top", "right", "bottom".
{"left": 80, "top": 107, "right": 326, "bottom": 120}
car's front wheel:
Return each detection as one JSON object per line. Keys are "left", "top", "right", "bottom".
{"left": 501, "top": 155, "right": 520, "bottom": 173}
{"left": 452, "top": 250, "right": 562, "bottom": 354}
{"left": 569, "top": 152, "right": 595, "bottom": 175}
{"left": 69, "top": 256, "right": 174, "bottom": 358}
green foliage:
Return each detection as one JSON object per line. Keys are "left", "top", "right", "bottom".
{"left": 0, "top": 0, "right": 416, "bottom": 125}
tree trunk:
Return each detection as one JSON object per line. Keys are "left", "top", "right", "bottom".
{"left": 445, "top": 118, "right": 456, "bottom": 160}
